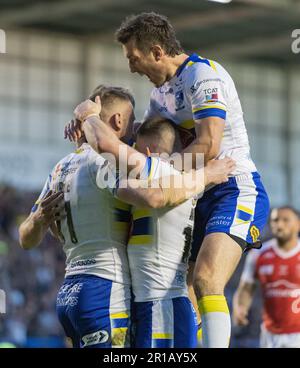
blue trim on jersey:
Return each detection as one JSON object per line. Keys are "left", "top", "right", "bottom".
{"left": 146, "top": 156, "right": 152, "bottom": 177}
{"left": 131, "top": 217, "right": 152, "bottom": 236}
{"left": 236, "top": 209, "right": 253, "bottom": 222}
{"left": 176, "top": 53, "right": 211, "bottom": 77}
{"left": 193, "top": 108, "right": 226, "bottom": 120}
{"left": 31, "top": 203, "right": 38, "bottom": 213}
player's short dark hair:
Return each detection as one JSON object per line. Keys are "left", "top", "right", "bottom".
{"left": 115, "top": 12, "right": 184, "bottom": 56}
{"left": 272, "top": 206, "right": 300, "bottom": 219}
{"left": 137, "top": 117, "right": 176, "bottom": 140}
{"left": 89, "top": 84, "right": 135, "bottom": 108}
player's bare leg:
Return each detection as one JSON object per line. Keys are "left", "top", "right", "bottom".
{"left": 187, "top": 262, "right": 203, "bottom": 345}
{"left": 193, "top": 232, "right": 242, "bottom": 348}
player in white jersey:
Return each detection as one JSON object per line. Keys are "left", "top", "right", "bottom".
{"left": 20, "top": 85, "right": 234, "bottom": 349}
{"left": 19, "top": 86, "right": 137, "bottom": 348}
{"left": 129, "top": 119, "right": 198, "bottom": 348}
{"left": 115, "top": 12, "right": 270, "bottom": 347}
{"left": 71, "top": 96, "right": 235, "bottom": 347}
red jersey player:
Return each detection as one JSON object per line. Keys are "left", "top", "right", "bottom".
{"left": 233, "top": 206, "right": 300, "bottom": 348}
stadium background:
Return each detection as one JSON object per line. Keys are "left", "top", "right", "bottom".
{"left": 0, "top": 0, "right": 299, "bottom": 347}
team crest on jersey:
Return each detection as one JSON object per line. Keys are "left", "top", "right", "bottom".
{"left": 175, "top": 90, "right": 185, "bottom": 111}
{"left": 250, "top": 225, "right": 260, "bottom": 242}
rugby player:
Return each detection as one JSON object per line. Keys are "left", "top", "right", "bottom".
{"left": 19, "top": 85, "right": 233, "bottom": 349}
{"left": 19, "top": 86, "right": 136, "bottom": 348}
{"left": 114, "top": 12, "right": 270, "bottom": 347}
{"left": 71, "top": 95, "right": 235, "bottom": 348}
{"left": 233, "top": 207, "right": 300, "bottom": 348}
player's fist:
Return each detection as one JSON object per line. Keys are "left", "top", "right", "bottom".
{"left": 205, "top": 157, "right": 236, "bottom": 186}
{"left": 74, "top": 96, "right": 102, "bottom": 122}
{"left": 64, "top": 119, "right": 83, "bottom": 142}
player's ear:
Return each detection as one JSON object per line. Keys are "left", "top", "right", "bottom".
{"left": 111, "top": 113, "right": 122, "bottom": 132}
{"left": 151, "top": 45, "right": 163, "bottom": 61}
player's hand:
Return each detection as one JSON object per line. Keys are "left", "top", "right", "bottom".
{"left": 73, "top": 96, "right": 102, "bottom": 123}
{"left": 205, "top": 157, "right": 236, "bottom": 186}
{"left": 33, "top": 191, "right": 66, "bottom": 228}
{"left": 64, "top": 119, "right": 83, "bottom": 142}
{"left": 232, "top": 304, "right": 249, "bottom": 326}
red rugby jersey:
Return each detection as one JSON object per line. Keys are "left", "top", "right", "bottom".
{"left": 241, "top": 239, "right": 300, "bottom": 334}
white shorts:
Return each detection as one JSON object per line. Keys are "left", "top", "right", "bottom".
{"left": 260, "top": 326, "right": 300, "bottom": 348}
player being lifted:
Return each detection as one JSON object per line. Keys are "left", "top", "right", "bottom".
{"left": 20, "top": 85, "right": 234, "bottom": 348}
{"left": 114, "top": 12, "right": 270, "bottom": 348}
{"left": 71, "top": 93, "right": 235, "bottom": 348}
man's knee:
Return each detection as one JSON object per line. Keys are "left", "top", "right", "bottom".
{"left": 193, "top": 274, "right": 224, "bottom": 298}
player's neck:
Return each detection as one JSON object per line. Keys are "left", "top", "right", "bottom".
{"left": 277, "top": 236, "right": 299, "bottom": 252}
{"left": 165, "top": 53, "right": 189, "bottom": 81}
{"left": 76, "top": 137, "right": 87, "bottom": 148}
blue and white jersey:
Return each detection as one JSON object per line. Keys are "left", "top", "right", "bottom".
{"left": 33, "top": 143, "right": 131, "bottom": 285}
{"left": 127, "top": 156, "right": 196, "bottom": 302}
{"left": 143, "top": 53, "right": 257, "bottom": 176}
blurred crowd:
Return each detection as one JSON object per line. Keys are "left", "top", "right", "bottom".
{"left": 0, "top": 183, "right": 267, "bottom": 348}
{"left": 0, "top": 184, "right": 66, "bottom": 347}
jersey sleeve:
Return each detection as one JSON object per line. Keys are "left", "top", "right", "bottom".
{"left": 240, "top": 250, "right": 259, "bottom": 284}
{"left": 31, "top": 174, "right": 52, "bottom": 213}
{"left": 185, "top": 63, "right": 227, "bottom": 121}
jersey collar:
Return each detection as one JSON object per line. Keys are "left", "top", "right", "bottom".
{"left": 272, "top": 239, "right": 300, "bottom": 259}
{"left": 176, "top": 53, "right": 199, "bottom": 77}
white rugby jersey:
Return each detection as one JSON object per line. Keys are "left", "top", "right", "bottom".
{"left": 127, "top": 156, "right": 196, "bottom": 302}
{"left": 143, "top": 54, "right": 257, "bottom": 176}
{"left": 33, "top": 143, "right": 131, "bottom": 284}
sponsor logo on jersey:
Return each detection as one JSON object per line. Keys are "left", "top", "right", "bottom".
{"left": 82, "top": 330, "right": 109, "bottom": 347}
{"left": 265, "top": 280, "right": 300, "bottom": 306}
{"left": 204, "top": 88, "right": 218, "bottom": 102}
{"left": 69, "top": 259, "right": 97, "bottom": 268}
{"left": 259, "top": 264, "right": 274, "bottom": 275}
{"left": 56, "top": 282, "right": 84, "bottom": 307}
